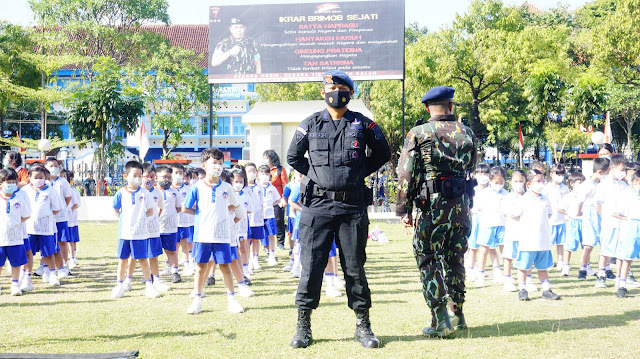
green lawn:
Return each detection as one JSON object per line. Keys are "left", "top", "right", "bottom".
{"left": 1, "top": 222, "right": 640, "bottom": 358}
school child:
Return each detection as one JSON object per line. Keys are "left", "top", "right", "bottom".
{"left": 62, "top": 170, "right": 81, "bottom": 269}
{"left": 577, "top": 157, "right": 609, "bottom": 280}
{"left": 258, "top": 165, "right": 281, "bottom": 266}
{"left": 285, "top": 172, "right": 302, "bottom": 273}
{"left": 16, "top": 185, "right": 34, "bottom": 292}
{"left": 111, "top": 161, "right": 161, "bottom": 299}
{"left": 281, "top": 181, "right": 294, "bottom": 271}
{"left": 475, "top": 166, "right": 508, "bottom": 287}
{"left": 171, "top": 163, "right": 194, "bottom": 276}
{"left": 559, "top": 172, "right": 586, "bottom": 277}
{"left": 595, "top": 155, "right": 629, "bottom": 288}
{"left": 613, "top": 170, "right": 640, "bottom": 298}
{"left": 183, "top": 148, "right": 243, "bottom": 315}
{"left": 465, "top": 163, "right": 490, "bottom": 281}
{"left": 246, "top": 163, "right": 265, "bottom": 271}
{"left": 513, "top": 169, "right": 560, "bottom": 301}
{"left": 24, "top": 165, "right": 62, "bottom": 286}
{"left": 288, "top": 173, "right": 304, "bottom": 278}
{"left": 0, "top": 168, "right": 31, "bottom": 295}
{"left": 543, "top": 164, "right": 570, "bottom": 271}
{"left": 44, "top": 158, "right": 73, "bottom": 278}
{"left": 231, "top": 165, "right": 255, "bottom": 280}
{"left": 501, "top": 169, "right": 526, "bottom": 292}
{"left": 155, "top": 166, "right": 183, "bottom": 284}
{"left": 323, "top": 239, "right": 343, "bottom": 298}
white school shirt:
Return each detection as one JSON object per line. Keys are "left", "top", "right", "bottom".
{"left": 0, "top": 191, "right": 31, "bottom": 246}
{"left": 470, "top": 185, "right": 488, "bottom": 215}
{"left": 543, "top": 182, "right": 570, "bottom": 226}
{"left": 49, "top": 177, "right": 73, "bottom": 223}
{"left": 145, "top": 187, "right": 163, "bottom": 238}
{"left": 502, "top": 191, "right": 524, "bottom": 242}
{"left": 67, "top": 188, "right": 81, "bottom": 227}
{"left": 560, "top": 189, "right": 586, "bottom": 220}
{"left": 597, "top": 177, "right": 628, "bottom": 229}
{"left": 23, "top": 184, "right": 62, "bottom": 236}
{"left": 14, "top": 189, "right": 29, "bottom": 239}
{"left": 475, "top": 186, "right": 508, "bottom": 228}
{"left": 512, "top": 192, "right": 553, "bottom": 252}
{"left": 173, "top": 183, "right": 195, "bottom": 227}
{"left": 248, "top": 183, "right": 264, "bottom": 226}
{"left": 112, "top": 187, "right": 153, "bottom": 240}
{"left": 158, "top": 187, "right": 181, "bottom": 234}
{"left": 228, "top": 204, "right": 247, "bottom": 247}
{"left": 618, "top": 188, "right": 640, "bottom": 220}
{"left": 185, "top": 179, "right": 240, "bottom": 244}
{"left": 580, "top": 178, "right": 598, "bottom": 210}
{"left": 262, "top": 183, "right": 281, "bottom": 219}
{"left": 236, "top": 189, "right": 253, "bottom": 240}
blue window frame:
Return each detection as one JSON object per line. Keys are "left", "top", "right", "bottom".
{"left": 217, "top": 116, "right": 230, "bottom": 135}
{"left": 232, "top": 116, "right": 245, "bottom": 135}
{"left": 201, "top": 117, "right": 209, "bottom": 136}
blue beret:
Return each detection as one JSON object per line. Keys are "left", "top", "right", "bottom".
{"left": 421, "top": 86, "right": 455, "bottom": 104}
{"left": 323, "top": 70, "right": 354, "bottom": 91}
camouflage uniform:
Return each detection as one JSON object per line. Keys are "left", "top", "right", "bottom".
{"left": 396, "top": 114, "right": 477, "bottom": 322}
{"left": 213, "top": 36, "right": 260, "bottom": 74}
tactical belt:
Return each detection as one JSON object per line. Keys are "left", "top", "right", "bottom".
{"left": 312, "top": 186, "right": 364, "bottom": 203}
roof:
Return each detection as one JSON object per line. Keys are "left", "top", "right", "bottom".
{"left": 140, "top": 25, "right": 209, "bottom": 68}
{"left": 242, "top": 100, "right": 373, "bottom": 124}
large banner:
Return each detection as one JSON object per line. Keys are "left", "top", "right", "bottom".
{"left": 208, "top": 0, "right": 404, "bottom": 84}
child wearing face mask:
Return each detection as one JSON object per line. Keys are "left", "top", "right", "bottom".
{"left": 465, "top": 163, "right": 490, "bottom": 281}
{"left": 44, "top": 157, "right": 73, "bottom": 280}
{"left": 612, "top": 170, "right": 640, "bottom": 298}
{"left": 558, "top": 172, "right": 586, "bottom": 278}
{"left": 24, "top": 165, "right": 62, "bottom": 287}
{"left": 0, "top": 168, "right": 31, "bottom": 296}
{"left": 474, "top": 166, "right": 508, "bottom": 287}
{"left": 155, "top": 166, "right": 183, "bottom": 285}
{"left": 245, "top": 163, "right": 265, "bottom": 272}
{"left": 543, "top": 164, "right": 570, "bottom": 272}
{"left": 111, "top": 161, "right": 160, "bottom": 299}
{"left": 595, "top": 155, "right": 629, "bottom": 288}
{"left": 231, "top": 165, "right": 256, "bottom": 281}
{"left": 258, "top": 165, "right": 282, "bottom": 266}
{"left": 513, "top": 169, "right": 560, "bottom": 301}
{"left": 61, "top": 170, "right": 81, "bottom": 270}
{"left": 501, "top": 169, "right": 526, "bottom": 292}
{"left": 170, "top": 163, "right": 195, "bottom": 276}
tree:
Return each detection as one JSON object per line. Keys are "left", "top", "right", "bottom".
{"left": 67, "top": 57, "right": 144, "bottom": 195}
{"left": 255, "top": 83, "right": 322, "bottom": 102}
{"left": 608, "top": 84, "right": 640, "bottom": 157}
{"left": 134, "top": 44, "right": 208, "bottom": 159}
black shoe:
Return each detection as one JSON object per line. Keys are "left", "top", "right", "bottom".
{"left": 595, "top": 275, "right": 607, "bottom": 288}
{"left": 243, "top": 276, "right": 252, "bottom": 286}
{"left": 519, "top": 289, "right": 529, "bottom": 301}
{"left": 630, "top": 274, "right": 636, "bottom": 282}
{"left": 605, "top": 270, "right": 616, "bottom": 280}
{"left": 171, "top": 272, "right": 182, "bottom": 283}
{"left": 611, "top": 257, "right": 617, "bottom": 265}
{"left": 577, "top": 270, "right": 587, "bottom": 281}
{"left": 354, "top": 309, "right": 381, "bottom": 348}
{"left": 290, "top": 309, "right": 313, "bottom": 348}
{"left": 423, "top": 307, "right": 455, "bottom": 338}
{"left": 205, "top": 276, "right": 215, "bottom": 286}
{"left": 542, "top": 289, "right": 560, "bottom": 300}
{"left": 617, "top": 287, "right": 628, "bottom": 298}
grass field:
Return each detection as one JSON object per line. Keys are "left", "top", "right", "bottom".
{"left": 1, "top": 221, "right": 640, "bottom": 358}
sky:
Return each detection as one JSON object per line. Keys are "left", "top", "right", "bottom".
{"left": 2, "top": 0, "right": 592, "bottom": 31}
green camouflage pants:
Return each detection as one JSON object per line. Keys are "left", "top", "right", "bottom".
{"left": 413, "top": 198, "right": 470, "bottom": 312}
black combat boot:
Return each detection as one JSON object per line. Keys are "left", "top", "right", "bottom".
{"left": 290, "top": 309, "right": 313, "bottom": 348}
{"left": 354, "top": 309, "right": 381, "bottom": 348}
{"left": 422, "top": 306, "right": 455, "bottom": 338}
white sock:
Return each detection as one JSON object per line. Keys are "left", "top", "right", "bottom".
{"left": 620, "top": 279, "right": 627, "bottom": 288}
{"left": 145, "top": 280, "right": 153, "bottom": 288}
{"left": 541, "top": 280, "right": 551, "bottom": 291}
{"left": 518, "top": 282, "right": 526, "bottom": 291}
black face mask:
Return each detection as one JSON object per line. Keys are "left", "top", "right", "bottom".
{"left": 325, "top": 90, "right": 351, "bottom": 108}
{"left": 158, "top": 180, "right": 171, "bottom": 189}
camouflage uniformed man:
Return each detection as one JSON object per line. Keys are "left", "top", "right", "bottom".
{"left": 396, "top": 86, "right": 477, "bottom": 338}
{"left": 211, "top": 18, "right": 262, "bottom": 74}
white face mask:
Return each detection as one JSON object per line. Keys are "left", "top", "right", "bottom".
{"left": 3, "top": 183, "right": 17, "bottom": 195}
{"left": 490, "top": 183, "right": 504, "bottom": 192}
{"left": 552, "top": 174, "right": 564, "bottom": 184}
{"left": 615, "top": 170, "right": 626, "bottom": 181}
{"left": 47, "top": 166, "right": 60, "bottom": 177}
{"left": 259, "top": 174, "right": 271, "bottom": 184}
{"left": 205, "top": 163, "right": 223, "bottom": 178}
{"left": 32, "top": 178, "right": 45, "bottom": 188}
{"left": 233, "top": 183, "right": 244, "bottom": 192}
{"left": 189, "top": 179, "right": 197, "bottom": 186}
{"left": 476, "top": 174, "right": 489, "bottom": 186}
{"left": 173, "top": 174, "right": 183, "bottom": 185}
{"left": 512, "top": 182, "right": 525, "bottom": 193}
{"left": 127, "top": 177, "right": 142, "bottom": 188}
{"left": 247, "top": 172, "right": 257, "bottom": 182}
{"left": 529, "top": 182, "right": 545, "bottom": 194}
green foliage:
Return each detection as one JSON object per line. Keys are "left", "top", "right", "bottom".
{"left": 0, "top": 136, "right": 87, "bottom": 152}
{"left": 254, "top": 83, "right": 323, "bottom": 102}
{"left": 566, "top": 69, "right": 609, "bottom": 126}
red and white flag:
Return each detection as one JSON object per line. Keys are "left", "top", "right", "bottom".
{"left": 518, "top": 123, "right": 524, "bottom": 151}
{"left": 603, "top": 111, "right": 613, "bottom": 144}
{"left": 137, "top": 119, "right": 150, "bottom": 161}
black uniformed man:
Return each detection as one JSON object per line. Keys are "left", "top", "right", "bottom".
{"left": 287, "top": 70, "right": 391, "bottom": 349}
{"left": 211, "top": 18, "right": 262, "bottom": 74}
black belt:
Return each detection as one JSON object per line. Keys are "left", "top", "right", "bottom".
{"left": 312, "top": 186, "right": 364, "bottom": 203}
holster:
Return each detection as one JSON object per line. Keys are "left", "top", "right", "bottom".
{"left": 299, "top": 176, "right": 315, "bottom": 207}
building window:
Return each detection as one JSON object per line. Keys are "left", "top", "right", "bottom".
{"left": 217, "top": 116, "right": 230, "bottom": 135}
{"left": 201, "top": 117, "right": 209, "bottom": 136}
{"left": 232, "top": 116, "right": 245, "bottom": 135}
{"left": 248, "top": 84, "right": 255, "bottom": 92}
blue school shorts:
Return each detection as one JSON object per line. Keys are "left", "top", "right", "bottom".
{"left": 230, "top": 245, "right": 239, "bottom": 261}
{"left": 287, "top": 217, "right": 295, "bottom": 234}
{"left": 565, "top": 219, "right": 583, "bottom": 253}
{"left": 248, "top": 226, "right": 265, "bottom": 241}
{"left": 502, "top": 240, "right": 519, "bottom": 260}
{"left": 56, "top": 221, "right": 70, "bottom": 243}
{"left": 67, "top": 226, "right": 80, "bottom": 243}
{"left": 264, "top": 217, "right": 277, "bottom": 237}
{"left": 117, "top": 239, "right": 149, "bottom": 260}
{"left": 193, "top": 242, "right": 232, "bottom": 265}
{"left": 616, "top": 220, "right": 640, "bottom": 260}
{"left": 23, "top": 237, "right": 31, "bottom": 253}
{"left": 147, "top": 237, "right": 163, "bottom": 258}
{"left": 0, "top": 244, "right": 28, "bottom": 267}
{"left": 600, "top": 225, "right": 620, "bottom": 257}
{"left": 329, "top": 240, "right": 338, "bottom": 258}
{"left": 468, "top": 215, "right": 479, "bottom": 249}
{"left": 160, "top": 232, "right": 178, "bottom": 252}
{"left": 29, "top": 234, "right": 56, "bottom": 257}
{"left": 550, "top": 223, "right": 566, "bottom": 246}
{"left": 476, "top": 226, "right": 505, "bottom": 248}
{"left": 582, "top": 207, "right": 601, "bottom": 247}
{"left": 177, "top": 227, "right": 190, "bottom": 241}
{"left": 188, "top": 226, "right": 195, "bottom": 243}
{"left": 515, "top": 250, "right": 554, "bottom": 271}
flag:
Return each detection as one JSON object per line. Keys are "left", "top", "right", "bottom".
{"left": 518, "top": 123, "right": 524, "bottom": 151}
{"left": 16, "top": 133, "right": 24, "bottom": 153}
{"left": 603, "top": 111, "right": 613, "bottom": 144}
{"left": 138, "top": 119, "right": 150, "bottom": 161}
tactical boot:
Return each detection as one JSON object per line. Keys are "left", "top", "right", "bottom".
{"left": 354, "top": 309, "right": 381, "bottom": 348}
{"left": 290, "top": 309, "right": 313, "bottom": 348}
{"left": 423, "top": 306, "right": 455, "bottom": 338}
